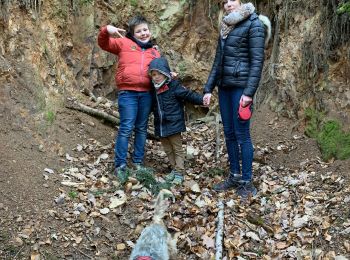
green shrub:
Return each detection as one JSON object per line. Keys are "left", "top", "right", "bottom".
{"left": 130, "top": 0, "right": 137, "bottom": 7}
{"left": 305, "top": 109, "right": 350, "bottom": 161}
{"left": 337, "top": 1, "right": 350, "bottom": 15}
{"left": 317, "top": 121, "right": 350, "bottom": 160}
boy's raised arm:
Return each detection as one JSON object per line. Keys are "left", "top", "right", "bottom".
{"left": 97, "top": 25, "right": 125, "bottom": 54}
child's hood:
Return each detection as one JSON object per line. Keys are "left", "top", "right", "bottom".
{"left": 148, "top": 57, "right": 171, "bottom": 80}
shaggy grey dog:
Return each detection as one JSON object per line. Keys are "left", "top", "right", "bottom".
{"left": 129, "top": 189, "right": 178, "bottom": 260}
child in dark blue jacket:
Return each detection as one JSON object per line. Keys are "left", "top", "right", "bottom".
{"left": 149, "top": 57, "right": 205, "bottom": 184}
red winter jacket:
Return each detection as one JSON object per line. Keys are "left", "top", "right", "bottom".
{"left": 98, "top": 26, "right": 160, "bottom": 92}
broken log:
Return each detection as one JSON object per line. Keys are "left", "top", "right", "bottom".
{"left": 65, "top": 99, "right": 157, "bottom": 139}
{"left": 66, "top": 99, "right": 120, "bottom": 125}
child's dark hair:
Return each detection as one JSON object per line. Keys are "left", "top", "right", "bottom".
{"left": 127, "top": 15, "right": 149, "bottom": 36}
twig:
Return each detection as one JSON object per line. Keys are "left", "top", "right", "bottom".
{"left": 13, "top": 246, "right": 24, "bottom": 259}
{"left": 81, "top": 88, "right": 97, "bottom": 102}
{"left": 100, "top": 0, "right": 116, "bottom": 13}
{"left": 234, "top": 216, "right": 255, "bottom": 230}
{"left": 215, "top": 200, "right": 224, "bottom": 260}
{"left": 206, "top": 102, "right": 219, "bottom": 116}
{"left": 75, "top": 247, "right": 93, "bottom": 259}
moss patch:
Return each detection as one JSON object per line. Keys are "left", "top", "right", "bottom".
{"left": 305, "top": 108, "right": 350, "bottom": 161}
{"left": 337, "top": 1, "right": 350, "bottom": 15}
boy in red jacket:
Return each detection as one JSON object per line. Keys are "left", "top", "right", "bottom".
{"left": 98, "top": 16, "right": 161, "bottom": 178}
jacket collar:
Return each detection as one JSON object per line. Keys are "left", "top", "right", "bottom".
{"left": 156, "top": 84, "right": 169, "bottom": 94}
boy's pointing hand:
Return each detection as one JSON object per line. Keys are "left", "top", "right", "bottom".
{"left": 107, "top": 25, "right": 126, "bottom": 38}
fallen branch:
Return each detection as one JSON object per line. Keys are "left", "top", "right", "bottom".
{"left": 66, "top": 99, "right": 120, "bottom": 125}
{"left": 13, "top": 245, "right": 24, "bottom": 259}
{"left": 215, "top": 200, "right": 224, "bottom": 260}
{"left": 65, "top": 99, "right": 157, "bottom": 139}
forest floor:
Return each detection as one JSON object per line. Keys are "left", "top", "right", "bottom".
{"left": 0, "top": 95, "right": 349, "bottom": 259}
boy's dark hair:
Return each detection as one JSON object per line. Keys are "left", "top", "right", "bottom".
{"left": 127, "top": 15, "right": 149, "bottom": 36}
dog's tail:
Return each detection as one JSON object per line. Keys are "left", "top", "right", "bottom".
{"left": 258, "top": 14, "right": 272, "bottom": 47}
{"left": 152, "top": 189, "right": 174, "bottom": 224}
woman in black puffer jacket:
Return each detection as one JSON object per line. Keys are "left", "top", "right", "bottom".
{"left": 203, "top": 0, "right": 267, "bottom": 198}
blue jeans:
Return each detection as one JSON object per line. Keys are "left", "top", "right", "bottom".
{"left": 218, "top": 87, "right": 254, "bottom": 181}
{"left": 115, "top": 90, "right": 152, "bottom": 167}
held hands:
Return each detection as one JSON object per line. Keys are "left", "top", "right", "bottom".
{"left": 240, "top": 95, "right": 252, "bottom": 107}
{"left": 106, "top": 25, "right": 126, "bottom": 38}
{"left": 203, "top": 93, "right": 212, "bottom": 106}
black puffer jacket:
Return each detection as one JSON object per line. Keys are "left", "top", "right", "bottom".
{"left": 149, "top": 58, "right": 204, "bottom": 138}
{"left": 204, "top": 13, "right": 265, "bottom": 97}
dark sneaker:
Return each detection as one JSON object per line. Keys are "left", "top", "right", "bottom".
{"left": 236, "top": 181, "right": 257, "bottom": 198}
{"left": 114, "top": 165, "right": 128, "bottom": 184}
{"left": 172, "top": 172, "right": 184, "bottom": 185}
{"left": 165, "top": 170, "right": 184, "bottom": 185}
{"left": 132, "top": 163, "right": 144, "bottom": 171}
{"left": 164, "top": 170, "right": 176, "bottom": 182}
{"left": 213, "top": 173, "right": 241, "bottom": 192}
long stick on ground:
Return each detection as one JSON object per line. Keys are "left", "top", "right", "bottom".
{"left": 66, "top": 100, "right": 120, "bottom": 124}
{"left": 65, "top": 99, "right": 157, "bottom": 139}
{"left": 215, "top": 200, "right": 224, "bottom": 260}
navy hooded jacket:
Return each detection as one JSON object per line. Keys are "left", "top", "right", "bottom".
{"left": 149, "top": 57, "right": 204, "bottom": 138}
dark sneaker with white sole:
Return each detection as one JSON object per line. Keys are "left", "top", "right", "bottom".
{"left": 132, "top": 163, "right": 145, "bottom": 171}
{"left": 114, "top": 164, "right": 128, "bottom": 183}
{"left": 236, "top": 181, "right": 257, "bottom": 198}
{"left": 165, "top": 170, "right": 184, "bottom": 185}
{"left": 213, "top": 173, "right": 241, "bottom": 192}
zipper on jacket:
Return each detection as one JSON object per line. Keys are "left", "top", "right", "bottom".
{"left": 155, "top": 94, "right": 164, "bottom": 137}
{"left": 140, "top": 48, "right": 145, "bottom": 83}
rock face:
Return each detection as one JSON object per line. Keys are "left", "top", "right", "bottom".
{"left": 0, "top": 0, "right": 349, "bottom": 127}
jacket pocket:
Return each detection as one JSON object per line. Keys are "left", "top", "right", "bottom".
{"left": 232, "top": 61, "right": 240, "bottom": 77}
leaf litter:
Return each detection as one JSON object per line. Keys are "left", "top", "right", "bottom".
{"left": 9, "top": 116, "right": 350, "bottom": 259}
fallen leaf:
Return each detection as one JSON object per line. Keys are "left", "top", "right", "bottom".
{"left": 100, "top": 208, "right": 110, "bottom": 215}
{"left": 246, "top": 231, "right": 260, "bottom": 241}
{"left": 116, "top": 243, "right": 126, "bottom": 250}
{"left": 44, "top": 168, "right": 54, "bottom": 174}
{"left": 201, "top": 234, "right": 215, "bottom": 249}
{"left": 293, "top": 215, "right": 309, "bottom": 228}
{"left": 276, "top": 242, "right": 288, "bottom": 249}
{"left": 109, "top": 192, "right": 127, "bottom": 209}
{"left": 31, "top": 252, "right": 40, "bottom": 260}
